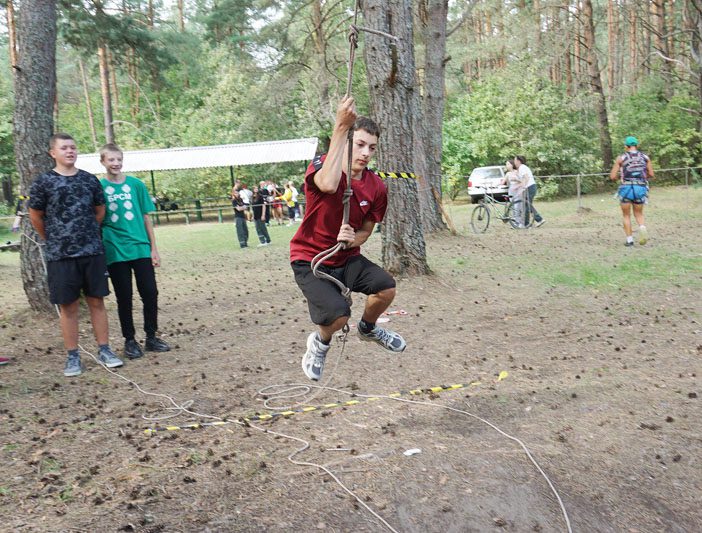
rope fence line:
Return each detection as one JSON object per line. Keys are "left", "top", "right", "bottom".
{"left": 1, "top": 166, "right": 699, "bottom": 225}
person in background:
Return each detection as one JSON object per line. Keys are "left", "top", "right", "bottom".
{"left": 28, "top": 133, "right": 123, "bottom": 377}
{"left": 514, "top": 155, "right": 545, "bottom": 227}
{"left": 239, "top": 183, "right": 254, "bottom": 222}
{"left": 231, "top": 188, "right": 249, "bottom": 248}
{"left": 99, "top": 143, "right": 171, "bottom": 359}
{"left": 277, "top": 183, "right": 296, "bottom": 226}
{"left": 505, "top": 159, "right": 527, "bottom": 227}
{"left": 252, "top": 185, "right": 271, "bottom": 246}
{"left": 289, "top": 181, "right": 301, "bottom": 220}
{"left": 610, "top": 136, "right": 654, "bottom": 246}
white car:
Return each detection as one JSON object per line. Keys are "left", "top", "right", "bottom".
{"left": 467, "top": 166, "right": 508, "bottom": 204}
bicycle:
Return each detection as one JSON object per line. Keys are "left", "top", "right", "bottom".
{"left": 470, "top": 187, "right": 533, "bottom": 233}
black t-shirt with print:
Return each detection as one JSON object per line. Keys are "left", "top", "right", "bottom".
{"left": 28, "top": 169, "right": 106, "bottom": 262}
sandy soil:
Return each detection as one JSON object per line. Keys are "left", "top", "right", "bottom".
{"left": 1, "top": 189, "right": 700, "bottom": 532}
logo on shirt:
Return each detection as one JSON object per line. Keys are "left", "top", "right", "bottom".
{"left": 360, "top": 200, "right": 369, "bottom": 207}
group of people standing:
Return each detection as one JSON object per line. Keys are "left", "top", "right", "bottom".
{"left": 24, "top": 134, "right": 170, "bottom": 377}
{"left": 230, "top": 180, "right": 302, "bottom": 248}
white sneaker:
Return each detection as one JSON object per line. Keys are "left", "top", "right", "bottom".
{"left": 357, "top": 324, "right": 406, "bottom": 352}
{"left": 638, "top": 226, "right": 648, "bottom": 245}
{"left": 301, "top": 332, "right": 330, "bottom": 381}
{"left": 535, "top": 219, "right": 546, "bottom": 228}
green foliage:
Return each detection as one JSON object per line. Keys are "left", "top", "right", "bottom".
{"left": 443, "top": 68, "right": 601, "bottom": 198}
{"left": 610, "top": 77, "right": 702, "bottom": 173}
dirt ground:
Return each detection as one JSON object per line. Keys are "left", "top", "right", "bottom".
{"left": 1, "top": 188, "right": 700, "bottom": 532}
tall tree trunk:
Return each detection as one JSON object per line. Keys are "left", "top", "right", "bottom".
{"left": 417, "top": 0, "right": 448, "bottom": 233}
{"left": 177, "top": 0, "right": 184, "bottom": 31}
{"left": 6, "top": 0, "right": 18, "bottom": 68}
{"left": 574, "top": 0, "right": 582, "bottom": 93}
{"left": 78, "top": 57, "right": 99, "bottom": 150}
{"left": 109, "top": 48, "right": 119, "bottom": 114}
{"left": 364, "top": 0, "right": 430, "bottom": 276}
{"left": 628, "top": 0, "right": 638, "bottom": 90}
{"left": 13, "top": 0, "right": 56, "bottom": 312}
{"left": 310, "top": 0, "right": 331, "bottom": 126}
{"left": 689, "top": 0, "right": 702, "bottom": 132}
{"left": 98, "top": 43, "right": 115, "bottom": 143}
{"left": 607, "top": 0, "right": 616, "bottom": 99}
{"left": 583, "top": 0, "right": 613, "bottom": 169}
{"left": 652, "top": 0, "right": 673, "bottom": 96}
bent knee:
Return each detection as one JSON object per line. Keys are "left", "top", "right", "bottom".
{"left": 376, "top": 287, "right": 396, "bottom": 301}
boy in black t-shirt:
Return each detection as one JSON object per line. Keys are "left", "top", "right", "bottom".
{"left": 28, "top": 133, "right": 123, "bottom": 377}
{"left": 252, "top": 185, "right": 271, "bottom": 246}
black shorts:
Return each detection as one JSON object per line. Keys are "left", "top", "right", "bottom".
{"left": 292, "top": 255, "right": 396, "bottom": 326}
{"left": 46, "top": 254, "right": 110, "bottom": 305}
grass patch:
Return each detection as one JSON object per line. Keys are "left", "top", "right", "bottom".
{"left": 529, "top": 253, "right": 702, "bottom": 289}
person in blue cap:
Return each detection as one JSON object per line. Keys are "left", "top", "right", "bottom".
{"left": 609, "top": 136, "right": 654, "bottom": 246}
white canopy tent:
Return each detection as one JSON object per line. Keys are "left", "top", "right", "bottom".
{"left": 76, "top": 137, "right": 319, "bottom": 193}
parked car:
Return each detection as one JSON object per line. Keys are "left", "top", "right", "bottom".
{"left": 467, "top": 165, "right": 508, "bottom": 203}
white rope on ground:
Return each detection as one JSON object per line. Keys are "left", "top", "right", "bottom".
{"left": 256, "top": 382, "right": 573, "bottom": 533}
{"left": 18, "top": 232, "right": 570, "bottom": 531}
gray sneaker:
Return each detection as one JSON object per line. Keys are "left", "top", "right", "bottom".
{"left": 358, "top": 324, "right": 406, "bottom": 353}
{"left": 301, "top": 332, "right": 330, "bottom": 381}
{"left": 98, "top": 347, "right": 124, "bottom": 368}
{"left": 64, "top": 353, "right": 82, "bottom": 377}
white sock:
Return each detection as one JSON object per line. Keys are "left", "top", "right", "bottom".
{"left": 626, "top": 236, "right": 634, "bottom": 243}
{"left": 639, "top": 225, "right": 646, "bottom": 230}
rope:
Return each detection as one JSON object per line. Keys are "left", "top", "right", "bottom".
{"left": 309, "top": 1, "right": 360, "bottom": 304}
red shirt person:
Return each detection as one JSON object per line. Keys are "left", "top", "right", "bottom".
{"left": 291, "top": 97, "right": 407, "bottom": 382}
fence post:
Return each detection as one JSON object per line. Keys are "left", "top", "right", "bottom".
{"left": 576, "top": 174, "right": 582, "bottom": 210}
{"left": 195, "top": 200, "right": 203, "bottom": 221}
{"left": 185, "top": 211, "right": 190, "bottom": 225}
{"left": 218, "top": 209, "right": 223, "bottom": 223}
{"left": 685, "top": 168, "right": 689, "bottom": 189}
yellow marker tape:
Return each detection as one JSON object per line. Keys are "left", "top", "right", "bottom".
{"left": 376, "top": 172, "right": 418, "bottom": 180}
{"left": 144, "top": 374, "right": 508, "bottom": 435}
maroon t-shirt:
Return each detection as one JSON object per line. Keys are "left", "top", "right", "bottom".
{"left": 290, "top": 154, "right": 387, "bottom": 267}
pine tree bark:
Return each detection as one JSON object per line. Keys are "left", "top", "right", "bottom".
{"left": 689, "top": 0, "right": 702, "bottom": 131}
{"left": 98, "top": 43, "right": 115, "bottom": 143}
{"left": 417, "top": 0, "right": 448, "bottom": 233}
{"left": 13, "top": 0, "right": 56, "bottom": 312}
{"left": 6, "top": 0, "right": 18, "bottom": 68}
{"left": 364, "top": 0, "right": 430, "bottom": 276}
{"left": 78, "top": 57, "right": 98, "bottom": 150}
{"left": 628, "top": 0, "right": 637, "bottom": 90}
{"left": 583, "top": 0, "right": 613, "bottom": 170}
{"left": 607, "top": 0, "right": 616, "bottom": 98}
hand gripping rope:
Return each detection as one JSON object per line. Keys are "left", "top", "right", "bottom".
{"left": 309, "top": 1, "right": 398, "bottom": 309}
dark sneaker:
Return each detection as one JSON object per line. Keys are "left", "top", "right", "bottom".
{"left": 124, "top": 339, "right": 144, "bottom": 360}
{"left": 64, "top": 353, "right": 82, "bottom": 377}
{"left": 301, "top": 332, "right": 330, "bottom": 381}
{"left": 358, "top": 324, "right": 406, "bottom": 353}
{"left": 145, "top": 336, "right": 171, "bottom": 352}
{"left": 535, "top": 219, "right": 546, "bottom": 228}
{"left": 98, "top": 347, "right": 124, "bottom": 368}
{"left": 625, "top": 240, "right": 634, "bottom": 247}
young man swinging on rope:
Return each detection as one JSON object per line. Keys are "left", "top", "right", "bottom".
{"left": 290, "top": 97, "right": 406, "bottom": 381}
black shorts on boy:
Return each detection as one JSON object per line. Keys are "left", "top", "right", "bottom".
{"left": 292, "top": 255, "right": 395, "bottom": 325}
{"left": 47, "top": 254, "right": 110, "bottom": 305}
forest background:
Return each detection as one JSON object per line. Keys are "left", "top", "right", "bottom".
{"left": 0, "top": 0, "right": 701, "bottom": 208}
